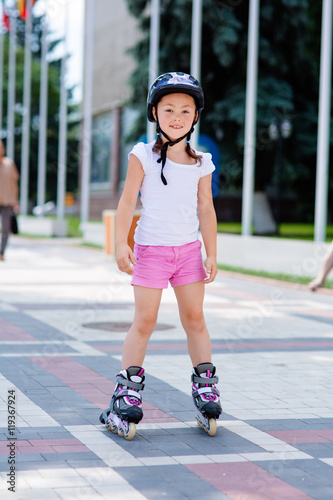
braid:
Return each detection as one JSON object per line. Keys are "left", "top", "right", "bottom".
{"left": 152, "top": 122, "right": 202, "bottom": 173}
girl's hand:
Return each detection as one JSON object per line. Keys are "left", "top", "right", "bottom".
{"left": 116, "top": 243, "right": 137, "bottom": 275}
{"left": 204, "top": 256, "right": 217, "bottom": 283}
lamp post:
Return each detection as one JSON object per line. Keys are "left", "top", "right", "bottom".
{"left": 268, "top": 118, "right": 292, "bottom": 233}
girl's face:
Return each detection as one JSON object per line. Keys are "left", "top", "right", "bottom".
{"left": 154, "top": 93, "right": 198, "bottom": 141}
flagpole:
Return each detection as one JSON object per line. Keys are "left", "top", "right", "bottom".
{"left": 80, "top": 0, "right": 94, "bottom": 226}
{"left": 241, "top": 0, "right": 260, "bottom": 236}
{"left": 314, "top": 0, "right": 333, "bottom": 242}
{"left": 37, "top": 12, "right": 48, "bottom": 213}
{"left": 6, "top": 8, "right": 16, "bottom": 160}
{"left": 0, "top": 21, "right": 4, "bottom": 136}
{"left": 190, "top": 0, "right": 202, "bottom": 150}
{"left": 20, "top": 0, "right": 32, "bottom": 215}
{"left": 147, "top": 0, "right": 160, "bottom": 143}
{"left": 57, "top": 0, "right": 68, "bottom": 221}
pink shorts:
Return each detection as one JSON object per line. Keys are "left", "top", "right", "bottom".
{"left": 131, "top": 239, "right": 207, "bottom": 289}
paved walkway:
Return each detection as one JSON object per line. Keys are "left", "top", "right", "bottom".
{"left": 0, "top": 236, "right": 333, "bottom": 500}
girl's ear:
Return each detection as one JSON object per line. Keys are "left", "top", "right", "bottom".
{"left": 152, "top": 106, "right": 157, "bottom": 121}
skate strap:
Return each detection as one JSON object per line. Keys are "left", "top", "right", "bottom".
{"left": 116, "top": 375, "right": 145, "bottom": 391}
{"left": 115, "top": 388, "right": 142, "bottom": 400}
{"left": 192, "top": 386, "right": 220, "bottom": 398}
{"left": 192, "top": 374, "right": 219, "bottom": 385}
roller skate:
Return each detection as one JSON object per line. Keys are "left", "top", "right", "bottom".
{"left": 99, "top": 366, "right": 145, "bottom": 441}
{"left": 191, "top": 362, "right": 222, "bottom": 437}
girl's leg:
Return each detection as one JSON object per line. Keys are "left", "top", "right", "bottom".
{"left": 173, "top": 280, "right": 211, "bottom": 366}
{"left": 308, "top": 250, "right": 333, "bottom": 291}
{"left": 121, "top": 285, "right": 163, "bottom": 369}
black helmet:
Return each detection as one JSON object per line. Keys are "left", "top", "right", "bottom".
{"left": 147, "top": 72, "right": 204, "bottom": 123}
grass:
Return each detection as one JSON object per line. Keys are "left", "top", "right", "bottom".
{"left": 65, "top": 216, "right": 83, "bottom": 237}
{"left": 217, "top": 263, "right": 333, "bottom": 289}
{"left": 217, "top": 222, "right": 333, "bottom": 241}
{"left": 81, "top": 242, "right": 103, "bottom": 250}
{"left": 17, "top": 215, "right": 83, "bottom": 239}
{"left": 22, "top": 217, "right": 333, "bottom": 241}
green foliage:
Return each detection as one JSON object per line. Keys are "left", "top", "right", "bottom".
{"left": 124, "top": 0, "right": 327, "bottom": 222}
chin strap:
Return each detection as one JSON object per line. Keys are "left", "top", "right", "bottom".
{"left": 157, "top": 125, "right": 194, "bottom": 185}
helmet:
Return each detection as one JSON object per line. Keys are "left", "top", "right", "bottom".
{"left": 147, "top": 72, "right": 204, "bottom": 123}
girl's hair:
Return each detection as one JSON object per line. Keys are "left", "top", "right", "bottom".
{"left": 152, "top": 133, "right": 202, "bottom": 165}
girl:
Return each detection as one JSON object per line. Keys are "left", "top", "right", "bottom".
{"left": 100, "top": 72, "right": 222, "bottom": 439}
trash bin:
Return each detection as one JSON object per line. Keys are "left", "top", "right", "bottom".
{"left": 103, "top": 209, "right": 141, "bottom": 256}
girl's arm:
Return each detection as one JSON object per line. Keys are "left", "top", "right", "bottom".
{"left": 116, "top": 154, "right": 144, "bottom": 275}
{"left": 197, "top": 174, "right": 218, "bottom": 283}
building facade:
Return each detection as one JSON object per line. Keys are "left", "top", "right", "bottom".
{"left": 82, "top": 0, "right": 142, "bottom": 219}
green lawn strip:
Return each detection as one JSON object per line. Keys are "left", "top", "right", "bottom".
{"left": 217, "top": 223, "right": 333, "bottom": 241}
{"left": 80, "top": 242, "right": 103, "bottom": 250}
{"left": 217, "top": 263, "right": 333, "bottom": 289}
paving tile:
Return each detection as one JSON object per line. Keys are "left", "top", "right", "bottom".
{"left": 113, "top": 465, "right": 225, "bottom": 499}
{"left": 15, "top": 453, "right": 46, "bottom": 462}
{"left": 0, "top": 490, "right": 61, "bottom": 500}
{"left": 15, "top": 461, "right": 71, "bottom": 470}
{"left": 41, "top": 451, "right": 99, "bottom": 462}
{"left": 292, "top": 443, "right": 333, "bottom": 458}
{"left": 66, "top": 459, "right": 109, "bottom": 468}
{"left": 320, "top": 457, "right": 333, "bottom": 467}
{"left": 53, "top": 487, "right": 104, "bottom": 500}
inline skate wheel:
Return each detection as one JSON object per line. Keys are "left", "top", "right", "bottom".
{"left": 208, "top": 418, "right": 217, "bottom": 437}
{"left": 124, "top": 422, "right": 136, "bottom": 440}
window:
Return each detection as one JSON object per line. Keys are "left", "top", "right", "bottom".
{"left": 91, "top": 111, "right": 113, "bottom": 185}
{"left": 119, "top": 107, "right": 140, "bottom": 189}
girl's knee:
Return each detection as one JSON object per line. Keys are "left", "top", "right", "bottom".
{"left": 182, "top": 309, "right": 205, "bottom": 331}
{"left": 135, "top": 312, "right": 158, "bottom": 334}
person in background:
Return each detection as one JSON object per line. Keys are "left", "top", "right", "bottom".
{"left": 308, "top": 244, "right": 333, "bottom": 291}
{"left": 0, "top": 140, "right": 20, "bottom": 261}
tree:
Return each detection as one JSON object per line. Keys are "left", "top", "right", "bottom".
{"left": 1, "top": 11, "right": 79, "bottom": 207}
{"left": 125, "top": 0, "right": 325, "bottom": 222}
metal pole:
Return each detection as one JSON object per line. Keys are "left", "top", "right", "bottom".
{"left": 147, "top": 0, "right": 160, "bottom": 143}
{"left": 0, "top": 25, "right": 4, "bottom": 136}
{"left": 190, "top": 0, "right": 202, "bottom": 150}
{"left": 6, "top": 10, "right": 16, "bottom": 160}
{"left": 275, "top": 120, "right": 283, "bottom": 233}
{"left": 241, "top": 0, "right": 260, "bottom": 236}
{"left": 20, "top": 0, "right": 32, "bottom": 215}
{"left": 37, "top": 14, "right": 48, "bottom": 212}
{"left": 314, "top": 0, "right": 333, "bottom": 242}
{"left": 57, "top": 0, "right": 68, "bottom": 220}
{"left": 80, "top": 0, "right": 95, "bottom": 225}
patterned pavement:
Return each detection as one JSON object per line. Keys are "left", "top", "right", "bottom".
{"left": 0, "top": 236, "right": 333, "bottom": 500}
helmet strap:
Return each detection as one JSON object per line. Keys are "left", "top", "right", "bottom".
{"left": 156, "top": 121, "right": 195, "bottom": 185}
